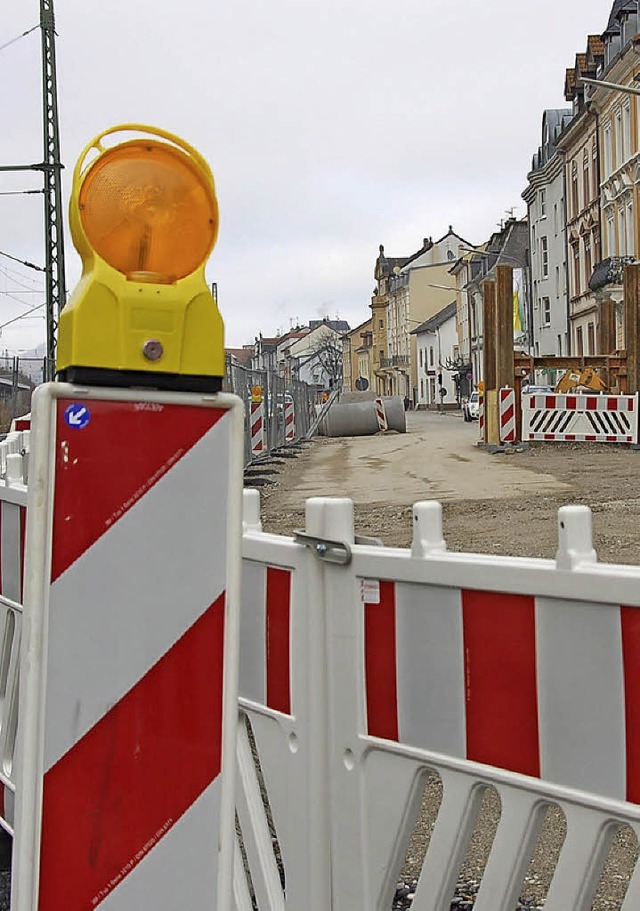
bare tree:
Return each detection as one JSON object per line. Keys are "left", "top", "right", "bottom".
{"left": 310, "top": 333, "right": 343, "bottom": 388}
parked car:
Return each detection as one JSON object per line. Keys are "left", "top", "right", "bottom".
{"left": 522, "top": 384, "right": 554, "bottom": 395}
{"left": 462, "top": 391, "right": 479, "bottom": 421}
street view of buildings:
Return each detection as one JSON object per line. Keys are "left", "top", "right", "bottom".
{"left": 228, "top": 1, "right": 640, "bottom": 410}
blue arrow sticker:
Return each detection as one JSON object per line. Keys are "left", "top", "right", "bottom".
{"left": 64, "top": 403, "right": 91, "bottom": 430}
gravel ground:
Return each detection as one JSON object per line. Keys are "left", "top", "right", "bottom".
{"left": 250, "top": 432, "right": 640, "bottom": 909}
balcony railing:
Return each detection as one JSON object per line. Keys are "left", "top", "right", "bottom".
{"left": 379, "top": 355, "right": 410, "bottom": 368}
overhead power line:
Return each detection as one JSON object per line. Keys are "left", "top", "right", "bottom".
{"left": 0, "top": 303, "right": 45, "bottom": 332}
{"left": 0, "top": 250, "right": 46, "bottom": 273}
{"left": 0, "top": 24, "right": 39, "bottom": 54}
{"left": 0, "top": 189, "right": 44, "bottom": 197}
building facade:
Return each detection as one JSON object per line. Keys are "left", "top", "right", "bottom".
{"left": 382, "top": 228, "right": 471, "bottom": 403}
{"left": 588, "top": 3, "right": 640, "bottom": 350}
{"left": 523, "top": 109, "right": 573, "bottom": 362}
{"left": 411, "top": 301, "right": 458, "bottom": 408}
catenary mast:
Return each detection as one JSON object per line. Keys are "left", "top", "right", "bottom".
{"left": 40, "top": 0, "right": 66, "bottom": 378}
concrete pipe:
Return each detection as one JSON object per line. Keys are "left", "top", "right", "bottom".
{"left": 319, "top": 396, "right": 406, "bottom": 437}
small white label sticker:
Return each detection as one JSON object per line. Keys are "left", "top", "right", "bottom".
{"left": 360, "top": 579, "right": 380, "bottom": 604}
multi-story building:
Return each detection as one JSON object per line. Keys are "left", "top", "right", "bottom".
{"left": 523, "top": 109, "right": 573, "bottom": 364}
{"left": 587, "top": 2, "right": 639, "bottom": 350}
{"left": 380, "top": 228, "right": 471, "bottom": 403}
{"left": 448, "top": 247, "right": 486, "bottom": 397}
{"left": 371, "top": 245, "right": 408, "bottom": 395}
{"left": 342, "top": 319, "right": 373, "bottom": 392}
{"left": 452, "top": 219, "right": 529, "bottom": 387}
{"left": 411, "top": 301, "right": 458, "bottom": 408}
{"left": 556, "top": 35, "right": 604, "bottom": 355}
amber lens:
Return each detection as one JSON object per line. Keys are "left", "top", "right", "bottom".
{"left": 78, "top": 140, "right": 217, "bottom": 281}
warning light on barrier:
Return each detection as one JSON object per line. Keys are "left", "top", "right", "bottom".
{"left": 56, "top": 123, "right": 224, "bottom": 392}
{"left": 251, "top": 385, "right": 262, "bottom": 404}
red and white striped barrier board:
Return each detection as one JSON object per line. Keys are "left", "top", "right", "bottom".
{"left": 478, "top": 391, "right": 484, "bottom": 439}
{"left": 284, "top": 399, "right": 295, "bottom": 443}
{"left": 374, "top": 397, "right": 388, "bottom": 433}
{"left": 522, "top": 392, "right": 639, "bottom": 443}
{"left": 250, "top": 400, "right": 266, "bottom": 457}
{"left": 499, "top": 387, "right": 516, "bottom": 443}
{"left": 14, "top": 384, "right": 243, "bottom": 911}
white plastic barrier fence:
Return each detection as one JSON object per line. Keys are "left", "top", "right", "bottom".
{"left": 237, "top": 490, "right": 640, "bottom": 911}
{"left": 0, "top": 435, "right": 29, "bottom": 837}
{"left": 522, "top": 392, "right": 639, "bottom": 443}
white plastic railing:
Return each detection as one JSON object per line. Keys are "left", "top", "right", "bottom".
{"left": 236, "top": 490, "right": 640, "bottom": 911}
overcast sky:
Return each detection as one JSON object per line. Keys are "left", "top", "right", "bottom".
{"left": 0, "top": 0, "right": 613, "bottom": 353}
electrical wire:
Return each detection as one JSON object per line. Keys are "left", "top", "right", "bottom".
{"left": 0, "top": 250, "right": 45, "bottom": 273}
{"left": 0, "top": 263, "right": 43, "bottom": 288}
{"left": 0, "top": 24, "right": 39, "bottom": 55}
{"left": 0, "top": 303, "right": 45, "bottom": 331}
{"left": 0, "top": 190, "right": 43, "bottom": 197}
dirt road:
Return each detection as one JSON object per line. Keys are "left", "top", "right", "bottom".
{"left": 258, "top": 409, "right": 640, "bottom": 564}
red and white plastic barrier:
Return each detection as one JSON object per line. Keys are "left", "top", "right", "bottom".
{"left": 250, "top": 400, "right": 266, "bottom": 457}
{"left": 499, "top": 387, "right": 516, "bottom": 443}
{"left": 14, "top": 385, "right": 244, "bottom": 911}
{"left": 478, "top": 391, "right": 484, "bottom": 439}
{"left": 284, "top": 399, "right": 295, "bottom": 443}
{"left": 235, "top": 491, "right": 640, "bottom": 911}
{"left": 374, "top": 397, "right": 388, "bottom": 433}
{"left": 522, "top": 392, "right": 639, "bottom": 443}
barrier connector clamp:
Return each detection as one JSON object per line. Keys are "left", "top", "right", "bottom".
{"left": 294, "top": 532, "right": 352, "bottom": 565}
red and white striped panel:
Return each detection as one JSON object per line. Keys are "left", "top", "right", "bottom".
{"left": 239, "top": 560, "right": 292, "bottom": 715}
{"left": 499, "top": 387, "right": 516, "bottom": 443}
{"left": 284, "top": 400, "right": 295, "bottom": 443}
{"left": 250, "top": 401, "right": 266, "bottom": 457}
{"left": 523, "top": 394, "right": 638, "bottom": 443}
{"left": 362, "top": 579, "right": 640, "bottom": 802}
{"left": 478, "top": 392, "right": 484, "bottom": 438}
{"left": 17, "top": 391, "right": 241, "bottom": 911}
{"left": 374, "top": 398, "right": 388, "bottom": 433}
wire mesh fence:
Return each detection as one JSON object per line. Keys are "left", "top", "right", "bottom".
{"left": 223, "top": 356, "right": 318, "bottom": 465}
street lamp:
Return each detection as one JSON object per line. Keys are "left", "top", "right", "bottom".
{"left": 578, "top": 75, "right": 640, "bottom": 97}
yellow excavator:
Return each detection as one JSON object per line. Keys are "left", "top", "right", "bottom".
{"left": 554, "top": 366, "right": 607, "bottom": 394}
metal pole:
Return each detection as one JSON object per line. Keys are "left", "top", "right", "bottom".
{"left": 40, "top": 0, "right": 67, "bottom": 379}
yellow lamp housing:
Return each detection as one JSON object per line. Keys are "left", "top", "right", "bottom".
{"left": 56, "top": 123, "right": 224, "bottom": 392}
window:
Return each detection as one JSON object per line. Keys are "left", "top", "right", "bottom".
{"left": 573, "top": 242, "right": 580, "bottom": 294}
{"left": 627, "top": 199, "right": 634, "bottom": 256}
{"left": 555, "top": 266, "right": 560, "bottom": 298}
{"left": 419, "top": 348, "right": 423, "bottom": 368}
{"left": 604, "top": 122, "right": 613, "bottom": 178}
{"left": 542, "top": 297, "right": 551, "bottom": 325}
{"left": 557, "top": 334, "right": 562, "bottom": 356}
{"left": 583, "top": 151, "right": 590, "bottom": 204}
{"left": 420, "top": 379, "right": 424, "bottom": 399}
{"left": 540, "top": 236, "right": 549, "bottom": 278}
{"left": 620, "top": 206, "right": 627, "bottom": 256}
{"left": 584, "top": 236, "right": 592, "bottom": 285}
{"left": 616, "top": 108, "right": 623, "bottom": 169}
{"left": 623, "top": 102, "right": 631, "bottom": 164}
{"left": 576, "top": 325, "right": 584, "bottom": 356}
{"left": 379, "top": 319, "right": 383, "bottom": 329}
{"left": 429, "top": 347, "right": 434, "bottom": 367}
{"left": 592, "top": 139, "right": 599, "bottom": 198}
{"left": 607, "top": 211, "right": 615, "bottom": 256}
{"left": 587, "top": 322, "right": 595, "bottom": 356}
{"left": 539, "top": 188, "right": 547, "bottom": 217}
{"left": 571, "top": 162, "right": 579, "bottom": 215}
{"left": 553, "top": 203, "right": 558, "bottom": 236}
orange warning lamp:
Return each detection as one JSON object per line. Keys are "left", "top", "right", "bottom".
{"left": 57, "top": 124, "right": 224, "bottom": 391}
